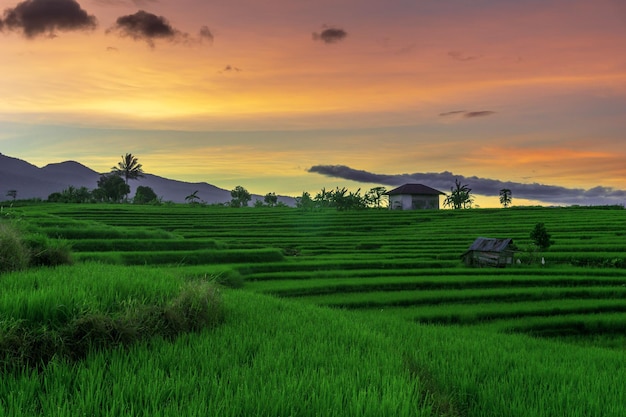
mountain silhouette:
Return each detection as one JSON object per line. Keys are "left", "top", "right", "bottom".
{"left": 0, "top": 153, "right": 294, "bottom": 205}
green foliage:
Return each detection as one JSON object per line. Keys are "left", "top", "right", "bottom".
{"left": 48, "top": 186, "right": 92, "bottom": 203}
{"left": 22, "top": 233, "right": 73, "bottom": 267}
{"left": 0, "top": 264, "right": 225, "bottom": 371}
{"left": 263, "top": 192, "right": 278, "bottom": 207}
{"left": 230, "top": 185, "right": 251, "bottom": 207}
{"left": 92, "top": 174, "right": 129, "bottom": 203}
{"left": 0, "top": 222, "right": 30, "bottom": 273}
{"left": 295, "top": 191, "right": 315, "bottom": 211}
{"left": 444, "top": 178, "right": 474, "bottom": 209}
{"left": 365, "top": 186, "right": 388, "bottom": 208}
{"left": 530, "top": 222, "right": 554, "bottom": 250}
{"left": 499, "top": 188, "right": 512, "bottom": 208}
{"left": 134, "top": 186, "right": 158, "bottom": 204}
{"left": 111, "top": 153, "right": 145, "bottom": 185}
{"left": 5, "top": 190, "right": 17, "bottom": 200}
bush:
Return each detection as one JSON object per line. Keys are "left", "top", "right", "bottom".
{"left": 23, "top": 233, "right": 73, "bottom": 267}
{"left": 163, "top": 281, "right": 225, "bottom": 335}
{"left": 0, "top": 222, "right": 30, "bottom": 273}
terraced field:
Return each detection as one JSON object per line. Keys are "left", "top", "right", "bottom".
{"left": 15, "top": 204, "right": 626, "bottom": 345}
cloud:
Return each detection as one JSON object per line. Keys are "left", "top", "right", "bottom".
{"left": 199, "top": 25, "right": 213, "bottom": 43}
{"left": 448, "top": 50, "right": 481, "bottom": 61}
{"left": 107, "top": 10, "right": 179, "bottom": 46}
{"left": 464, "top": 111, "right": 495, "bottom": 118}
{"left": 219, "top": 65, "right": 241, "bottom": 73}
{"left": 91, "top": 0, "right": 157, "bottom": 6}
{"left": 107, "top": 10, "right": 213, "bottom": 48}
{"left": 439, "top": 110, "right": 466, "bottom": 117}
{"left": 0, "top": 0, "right": 97, "bottom": 38}
{"left": 312, "top": 26, "right": 347, "bottom": 44}
{"left": 439, "top": 110, "right": 496, "bottom": 118}
{"left": 307, "top": 165, "right": 626, "bottom": 206}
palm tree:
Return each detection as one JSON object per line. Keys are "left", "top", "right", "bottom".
{"left": 499, "top": 188, "right": 512, "bottom": 208}
{"left": 111, "top": 153, "right": 144, "bottom": 202}
{"left": 185, "top": 190, "right": 200, "bottom": 204}
{"left": 112, "top": 153, "right": 145, "bottom": 185}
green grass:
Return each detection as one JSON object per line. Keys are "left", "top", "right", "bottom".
{"left": 2, "top": 203, "right": 626, "bottom": 415}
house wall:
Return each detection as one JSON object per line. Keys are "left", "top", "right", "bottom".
{"left": 464, "top": 250, "right": 514, "bottom": 267}
{"left": 389, "top": 194, "right": 440, "bottom": 210}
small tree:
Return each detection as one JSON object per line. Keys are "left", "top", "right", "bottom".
{"left": 499, "top": 188, "right": 512, "bottom": 208}
{"left": 93, "top": 174, "right": 129, "bottom": 203}
{"left": 230, "top": 186, "right": 251, "bottom": 208}
{"left": 134, "top": 186, "right": 158, "bottom": 204}
{"left": 185, "top": 190, "right": 200, "bottom": 205}
{"left": 295, "top": 191, "right": 315, "bottom": 211}
{"left": 530, "top": 223, "right": 554, "bottom": 251}
{"left": 263, "top": 192, "right": 278, "bottom": 207}
{"left": 444, "top": 179, "right": 474, "bottom": 209}
{"left": 6, "top": 190, "right": 17, "bottom": 201}
{"left": 365, "top": 186, "right": 388, "bottom": 208}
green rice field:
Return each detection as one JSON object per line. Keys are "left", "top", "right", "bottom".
{"left": 1, "top": 203, "right": 625, "bottom": 416}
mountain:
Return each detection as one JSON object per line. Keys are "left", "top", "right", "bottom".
{"left": 0, "top": 153, "right": 294, "bottom": 205}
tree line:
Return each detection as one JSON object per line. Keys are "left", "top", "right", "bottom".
{"left": 11, "top": 153, "right": 515, "bottom": 209}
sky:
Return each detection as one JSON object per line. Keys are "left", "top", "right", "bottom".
{"left": 1, "top": 0, "right": 625, "bottom": 207}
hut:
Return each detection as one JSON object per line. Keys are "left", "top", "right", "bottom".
{"left": 386, "top": 184, "right": 445, "bottom": 210}
{"left": 461, "top": 237, "right": 517, "bottom": 267}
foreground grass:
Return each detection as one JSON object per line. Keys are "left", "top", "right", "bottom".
{"left": 1, "top": 264, "right": 626, "bottom": 416}
{"left": 0, "top": 264, "right": 224, "bottom": 371}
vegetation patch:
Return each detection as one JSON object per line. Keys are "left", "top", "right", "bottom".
{"left": 0, "top": 264, "right": 225, "bottom": 373}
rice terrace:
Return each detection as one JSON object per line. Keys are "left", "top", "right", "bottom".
{"left": 1, "top": 201, "right": 626, "bottom": 416}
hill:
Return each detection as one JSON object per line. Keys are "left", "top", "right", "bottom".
{"left": 0, "top": 153, "right": 294, "bottom": 205}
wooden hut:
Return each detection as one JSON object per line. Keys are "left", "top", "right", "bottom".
{"left": 386, "top": 184, "right": 445, "bottom": 210}
{"left": 461, "top": 237, "right": 517, "bottom": 267}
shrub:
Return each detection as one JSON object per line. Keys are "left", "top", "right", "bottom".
{"left": 163, "top": 281, "right": 225, "bottom": 335}
{"left": 23, "top": 233, "right": 73, "bottom": 267}
{"left": 0, "top": 222, "right": 30, "bottom": 273}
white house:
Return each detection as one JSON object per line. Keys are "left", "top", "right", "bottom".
{"left": 386, "top": 184, "right": 445, "bottom": 210}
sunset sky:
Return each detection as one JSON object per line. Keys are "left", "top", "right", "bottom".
{"left": 1, "top": 0, "right": 625, "bottom": 207}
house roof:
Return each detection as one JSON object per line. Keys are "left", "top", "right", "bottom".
{"left": 386, "top": 184, "right": 444, "bottom": 196}
{"left": 464, "top": 237, "right": 514, "bottom": 254}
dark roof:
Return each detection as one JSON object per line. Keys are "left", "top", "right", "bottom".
{"left": 386, "top": 184, "right": 444, "bottom": 196}
{"left": 464, "top": 237, "right": 514, "bottom": 254}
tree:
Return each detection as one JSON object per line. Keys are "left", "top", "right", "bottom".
{"left": 365, "top": 186, "right": 388, "bottom": 208}
{"left": 295, "top": 191, "right": 315, "bottom": 211}
{"left": 185, "top": 190, "right": 200, "bottom": 205}
{"left": 93, "top": 174, "right": 129, "bottom": 203}
{"left": 499, "top": 188, "right": 512, "bottom": 208}
{"left": 111, "top": 153, "right": 144, "bottom": 201}
{"left": 314, "top": 187, "right": 333, "bottom": 208}
{"left": 230, "top": 186, "right": 251, "bottom": 208}
{"left": 263, "top": 192, "right": 278, "bottom": 207}
{"left": 443, "top": 179, "right": 474, "bottom": 209}
{"left": 134, "top": 186, "right": 158, "bottom": 204}
{"left": 48, "top": 186, "right": 92, "bottom": 203}
{"left": 530, "top": 223, "right": 554, "bottom": 251}
{"left": 6, "top": 190, "right": 17, "bottom": 201}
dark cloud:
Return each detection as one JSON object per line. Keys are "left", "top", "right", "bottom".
{"left": 439, "top": 110, "right": 496, "bottom": 118}
{"left": 308, "top": 165, "right": 626, "bottom": 206}
{"left": 312, "top": 27, "right": 347, "bottom": 44}
{"left": 108, "top": 10, "right": 178, "bottom": 46}
{"left": 0, "top": 0, "right": 97, "bottom": 38}
{"left": 91, "top": 0, "right": 157, "bottom": 6}
{"left": 439, "top": 110, "right": 466, "bottom": 117}
{"left": 448, "top": 50, "right": 480, "bottom": 61}
{"left": 107, "top": 11, "right": 212, "bottom": 48}
{"left": 219, "top": 65, "right": 241, "bottom": 73}
{"left": 464, "top": 111, "right": 495, "bottom": 118}
{"left": 199, "top": 25, "right": 213, "bottom": 43}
